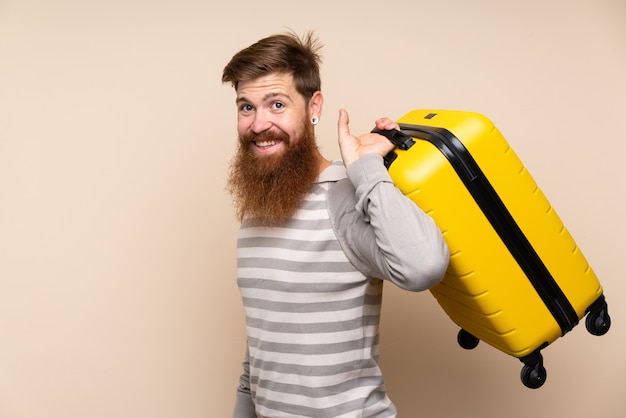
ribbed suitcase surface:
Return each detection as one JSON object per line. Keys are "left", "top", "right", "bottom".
{"left": 380, "top": 109, "right": 610, "bottom": 388}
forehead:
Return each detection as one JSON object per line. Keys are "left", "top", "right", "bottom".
{"left": 236, "top": 72, "right": 301, "bottom": 103}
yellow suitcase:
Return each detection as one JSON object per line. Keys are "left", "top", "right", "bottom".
{"left": 376, "top": 109, "right": 611, "bottom": 388}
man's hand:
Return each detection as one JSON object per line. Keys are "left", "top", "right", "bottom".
{"left": 338, "top": 108, "right": 400, "bottom": 168}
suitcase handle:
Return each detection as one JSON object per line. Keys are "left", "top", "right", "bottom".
{"left": 371, "top": 127, "right": 415, "bottom": 150}
{"left": 371, "top": 127, "right": 415, "bottom": 168}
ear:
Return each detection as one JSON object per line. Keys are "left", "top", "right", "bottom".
{"left": 309, "top": 91, "right": 324, "bottom": 120}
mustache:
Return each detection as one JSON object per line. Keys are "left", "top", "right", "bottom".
{"left": 241, "top": 129, "right": 290, "bottom": 144}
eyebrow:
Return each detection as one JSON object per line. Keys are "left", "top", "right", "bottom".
{"left": 236, "top": 91, "right": 291, "bottom": 105}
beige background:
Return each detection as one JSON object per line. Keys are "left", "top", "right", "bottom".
{"left": 1, "top": 0, "right": 625, "bottom": 417}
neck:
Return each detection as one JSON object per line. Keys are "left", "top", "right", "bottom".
{"left": 313, "top": 151, "right": 332, "bottom": 176}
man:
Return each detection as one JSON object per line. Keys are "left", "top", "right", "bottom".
{"left": 222, "top": 30, "right": 449, "bottom": 418}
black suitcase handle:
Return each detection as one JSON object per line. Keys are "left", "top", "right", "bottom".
{"left": 371, "top": 127, "right": 415, "bottom": 150}
{"left": 371, "top": 127, "right": 415, "bottom": 168}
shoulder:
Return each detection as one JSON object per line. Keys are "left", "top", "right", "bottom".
{"left": 316, "top": 159, "right": 348, "bottom": 183}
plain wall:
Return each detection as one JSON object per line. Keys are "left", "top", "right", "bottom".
{"left": 1, "top": 0, "right": 625, "bottom": 417}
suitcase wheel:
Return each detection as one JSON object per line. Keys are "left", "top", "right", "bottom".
{"left": 585, "top": 298, "right": 611, "bottom": 336}
{"left": 520, "top": 361, "right": 547, "bottom": 389}
{"left": 457, "top": 329, "right": 480, "bottom": 350}
{"left": 520, "top": 348, "right": 547, "bottom": 389}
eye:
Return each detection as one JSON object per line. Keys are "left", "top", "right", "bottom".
{"left": 271, "top": 101, "right": 284, "bottom": 111}
{"left": 240, "top": 103, "right": 253, "bottom": 113}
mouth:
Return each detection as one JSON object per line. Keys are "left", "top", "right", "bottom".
{"left": 242, "top": 129, "right": 289, "bottom": 156}
{"left": 254, "top": 139, "right": 279, "bottom": 148}
{"left": 250, "top": 136, "right": 286, "bottom": 156}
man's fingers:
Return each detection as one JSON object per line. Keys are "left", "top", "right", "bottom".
{"left": 337, "top": 108, "right": 351, "bottom": 141}
{"left": 375, "top": 117, "right": 400, "bottom": 131}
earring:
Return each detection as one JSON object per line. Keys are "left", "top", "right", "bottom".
{"left": 311, "top": 116, "right": 319, "bottom": 125}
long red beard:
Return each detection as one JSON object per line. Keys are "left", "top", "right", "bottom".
{"left": 226, "top": 122, "right": 320, "bottom": 226}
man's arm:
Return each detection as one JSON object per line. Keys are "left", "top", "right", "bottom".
{"left": 345, "top": 153, "right": 449, "bottom": 290}
{"left": 331, "top": 109, "right": 449, "bottom": 291}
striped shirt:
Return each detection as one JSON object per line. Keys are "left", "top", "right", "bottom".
{"left": 234, "top": 155, "right": 449, "bottom": 417}
{"left": 237, "top": 161, "right": 397, "bottom": 417}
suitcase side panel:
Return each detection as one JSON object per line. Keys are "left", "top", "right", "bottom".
{"left": 466, "top": 125, "right": 603, "bottom": 318}
{"left": 391, "top": 109, "right": 602, "bottom": 357}
{"left": 388, "top": 125, "right": 559, "bottom": 356}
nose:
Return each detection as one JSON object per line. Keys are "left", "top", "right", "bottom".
{"left": 250, "top": 110, "right": 272, "bottom": 134}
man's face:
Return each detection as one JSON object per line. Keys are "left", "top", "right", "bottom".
{"left": 227, "top": 72, "right": 322, "bottom": 226}
{"left": 235, "top": 72, "right": 310, "bottom": 161}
